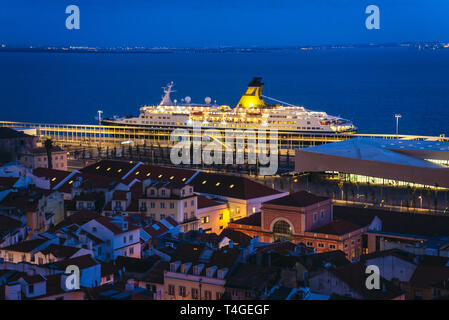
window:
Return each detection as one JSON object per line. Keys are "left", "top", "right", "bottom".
{"left": 129, "top": 234, "right": 133, "bottom": 241}
{"left": 168, "top": 285, "right": 175, "bottom": 296}
{"left": 318, "top": 243, "right": 324, "bottom": 248}
{"left": 273, "top": 220, "right": 292, "bottom": 235}
{"left": 216, "top": 292, "right": 222, "bottom": 300}
{"left": 329, "top": 244, "right": 336, "bottom": 249}
{"left": 170, "top": 203, "right": 175, "bottom": 209}
{"left": 204, "top": 290, "right": 212, "bottom": 300}
{"left": 191, "top": 288, "right": 199, "bottom": 299}
{"left": 219, "top": 213, "right": 223, "bottom": 220}
{"left": 129, "top": 247, "right": 134, "bottom": 255}
{"left": 92, "top": 227, "right": 97, "bottom": 232}
{"left": 184, "top": 201, "right": 187, "bottom": 208}
{"left": 252, "top": 207, "right": 256, "bottom": 213}
{"left": 201, "top": 216, "right": 210, "bottom": 224}
{"left": 160, "top": 214, "right": 166, "bottom": 220}
{"left": 123, "top": 236, "right": 127, "bottom": 243}
{"left": 150, "top": 202, "right": 155, "bottom": 209}
{"left": 38, "top": 257, "right": 43, "bottom": 265}
{"left": 191, "top": 200, "right": 194, "bottom": 206}
{"left": 313, "top": 212, "right": 318, "bottom": 222}
{"left": 28, "top": 284, "right": 34, "bottom": 294}
{"left": 160, "top": 202, "right": 165, "bottom": 209}
{"left": 179, "top": 286, "right": 186, "bottom": 297}
{"left": 161, "top": 189, "right": 166, "bottom": 196}
{"left": 306, "top": 241, "right": 313, "bottom": 247}
{"left": 320, "top": 210, "right": 324, "bottom": 220}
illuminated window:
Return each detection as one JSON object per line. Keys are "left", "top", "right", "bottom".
{"left": 158, "top": 174, "right": 162, "bottom": 178}
{"left": 202, "top": 180, "right": 207, "bottom": 184}
{"left": 229, "top": 184, "right": 234, "bottom": 188}
{"left": 273, "top": 220, "right": 292, "bottom": 235}
{"left": 146, "top": 172, "right": 151, "bottom": 176}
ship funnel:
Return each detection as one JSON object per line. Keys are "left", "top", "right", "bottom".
{"left": 236, "top": 77, "right": 268, "bottom": 109}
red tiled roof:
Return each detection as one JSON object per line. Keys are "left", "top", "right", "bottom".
{"left": 144, "top": 222, "right": 169, "bottom": 238}
{"left": 3, "top": 239, "right": 47, "bottom": 252}
{"left": 163, "top": 215, "right": 179, "bottom": 228}
{"left": 94, "top": 216, "right": 140, "bottom": 235}
{"left": 309, "top": 219, "right": 364, "bottom": 236}
{"left": 51, "top": 254, "right": 99, "bottom": 270}
{"left": 33, "top": 168, "right": 73, "bottom": 189}
{"left": 122, "top": 164, "right": 196, "bottom": 184}
{"left": 230, "top": 212, "right": 261, "bottom": 227}
{"left": 81, "top": 160, "right": 139, "bottom": 179}
{"left": 112, "top": 190, "right": 128, "bottom": 201}
{"left": 39, "top": 244, "right": 81, "bottom": 259}
{"left": 264, "top": 191, "right": 329, "bottom": 208}
{"left": 219, "top": 228, "right": 252, "bottom": 245}
{"left": 191, "top": 172, "right": 282, "bottom": 200}
{"left": 197, "top": 195, "right": 223, "bottom": 209}
{"left": 52, "top": 210, "right": 100, "bottom": 231}
{"left": 328, "top": 262, "right": 404, "bottom": 299}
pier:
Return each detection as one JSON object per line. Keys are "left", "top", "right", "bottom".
{"left": 1, "top": 120, "right": 447, "bottom": 151}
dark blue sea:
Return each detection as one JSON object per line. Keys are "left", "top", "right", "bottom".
{"left": 1, "top": 47, "right": 448, "bottom": 136}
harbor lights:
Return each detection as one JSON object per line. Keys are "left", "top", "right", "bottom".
{"left": 395, "top": 114, "right": 402, "bottom": 137}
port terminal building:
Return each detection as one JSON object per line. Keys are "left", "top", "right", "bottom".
{"left": 294, "top": 138, "right": 449, "bottom": 189}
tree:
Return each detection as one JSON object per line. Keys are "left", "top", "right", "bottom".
{"left": 44, "top": 139, "right": 53, "bottom": 169}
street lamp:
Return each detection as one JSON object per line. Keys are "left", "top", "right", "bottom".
{"left": 97, "top": 110, "right": 103, "bottom": 126}
{"left": 395, "top": 114, "right": 402, "bottom": 137}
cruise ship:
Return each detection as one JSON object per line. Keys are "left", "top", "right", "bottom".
{"left": 101, "top": 77, "right": 357, "bottom": 135}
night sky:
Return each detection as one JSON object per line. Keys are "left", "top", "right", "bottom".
{"left": 1, "top": 0, "right": 448, "bottom": 47}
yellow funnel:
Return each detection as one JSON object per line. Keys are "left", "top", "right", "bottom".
{"left": 236, "top": 77, "right": 268, "bottom": 109}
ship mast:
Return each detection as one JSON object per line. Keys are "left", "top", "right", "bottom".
{"left": 159, "top": 81, "right": 176, "bottom": 106}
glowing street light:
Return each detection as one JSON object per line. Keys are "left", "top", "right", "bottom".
{"left": 395, "top": 114, "right": 402, "bottom": 137}
{"left": 97, "top": 110, "right": 103, "bottom": 125}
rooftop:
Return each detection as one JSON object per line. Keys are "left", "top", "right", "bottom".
{"left": 301, "top": 138, "right": 449, "bottom": 168}
{"left": 264, "top": 191, "right": 329, "bottom": 208}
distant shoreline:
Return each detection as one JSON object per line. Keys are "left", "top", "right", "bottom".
{"left": 1, "top": 41, "right": 448, "bottom": 55}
